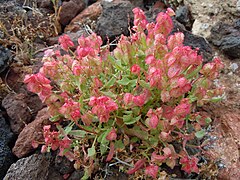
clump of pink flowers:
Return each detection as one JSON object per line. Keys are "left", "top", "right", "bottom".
{"left": 24, "top": 7, "right": 224, "bottom": 179}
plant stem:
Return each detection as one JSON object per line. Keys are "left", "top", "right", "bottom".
{"left": 75, "top": 120, "right": 97, "bottom": 135}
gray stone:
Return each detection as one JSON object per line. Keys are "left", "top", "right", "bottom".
{"left": 54, "top": 156, "right": 74, "bottom": 175}
{"left": 96, "top": 0, "right": 134, "bottom": 42}
{"left": 0, "top": 45, "right": 12, "bottom": 73}
{"left": 4, "top": 154, "right": 50, "bottom": 180}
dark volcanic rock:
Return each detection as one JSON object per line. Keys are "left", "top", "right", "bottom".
{"left": 4, "top": 154, "right": 50, "bottom": 180}
{"left": 96, "top": 0, "right": 133, "bottom": 42}
{"left": 0, "top": 110, "right": 14, "bottom": 144}
{"left": 2, "top": 93, "right": 32, "bottom": 134}
{"left": 68, "top": 170, "right": 84, "bottom": 180}
{"left": 54, "top": 156, "right": 74, "bottom": 175}
{"left": 175, "top": 5, "right": 193, "bottom": 30}
{"left": 0, "top": 111, "right": 15, "bottom": 180}
{"left": 220, "top": 36, "right": 240, "bottom": 59}
{"left": 59, "top": 0, "right": 86, "bottom": 26}
{"left": 210, "top": 20, "right": 240, "bottom": 59}
{"left": 0, "top": 45, "right": 12, "bottom": 73}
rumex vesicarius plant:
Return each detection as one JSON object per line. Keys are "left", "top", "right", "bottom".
{"left": 24, "top": 7, "right": 224, "bottom": 179}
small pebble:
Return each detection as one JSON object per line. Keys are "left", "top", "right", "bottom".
{"left": 230, "top": 63, "right": 238, "bottom": 72}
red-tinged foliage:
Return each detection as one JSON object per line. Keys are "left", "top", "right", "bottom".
{"left": 23, "top": 7, "right": 224, "bottom": 178}
{"left": 106, "top": 142, "right": 115, "bottom": 162}
{"left": 127, "top": 159, "right": 146, "bottom": 174}
{"left": 180, "top": 155, "right": 199, "bottom": 174}
{"left": 58, "top": 34, "right": 74, "bottom": 51}
{"left": 145, "top": 164, "right": 159, "bottom": 178}
{"left": 106, "top": 128, "right": 117, "bottom": 141}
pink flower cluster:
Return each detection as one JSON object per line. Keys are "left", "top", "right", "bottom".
{"left": 180, "top": 154, "right": 199, "bottom": 174}
{"left": 24, "top": 73, "right": 52, "bottom": 102}
{"left": 200, "top": 57, "right": 224, "bottom": 79}
{"left": 89, "top": 96, "right": 118, "bottom": 123}
{"left": 123, "top": 89, "right": 150, "bottom": 107}
{"left": 59, "top": 98, "right": 81, "bottom": 121}
{"left": 76, "top": 33, "right": 102, "bottom": 59}
{"left": 41, "top": 125, "right": 74, "bottom": 160}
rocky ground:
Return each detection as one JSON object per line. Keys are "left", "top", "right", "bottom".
{"left": 0, "top": 0, "right": 239, "bottom": 179}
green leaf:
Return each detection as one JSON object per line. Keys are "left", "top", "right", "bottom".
{"left": 129, "top": 79, "right": 138, "bottom": 88}
{"left": 149, "top": 136, "right": 159, "bottom": 147}
{"left": 186, "top": 64, "right": 202, "bottom": 79}
{"left": 122, "top": 110, "right": 133, "bottom": 115}
{"left": 117, "top": 77, "right": 130, "bottom": 86}
{"left": 210, "top": 96, "right": 223, "bottom": 103}
{"left": 87, "top": 146, "right": 96, "bottom": 157}
{"left": 123, "top": 114, "right": 141, "bottom": 125}
{"left": 100, "top": 142, "right": 109, "bottom": 155}
{"left": 68, "top": 130, "right": 86, "bottom": 138}
{"left": 100, "top": 91, "right": 117, "bottom": 99}
{"left": 108, "top": 56, "right": 125, "bottom": 71}
{"left": 188, "top": 94, "right": 198, "bottom": 103}
{"left": 81, "top": 170, "right": 89, "bottom": 180}
{"left": 205, "top": 117, "right": 212, "bottom": 124}
{"left": 195, "top": 129, "right": 206, "bottom": 139}
{"left": 104, "top": 76, "right": 116, "bottom": 89}
{"left": 139, "top": 80, "right": 150, "bottom": 89}
{"left": 64, "top": 125, "right": 73, "bottom": 135}
{"left": 115, "top": 140, "right": 125, "bottom": 150}
{"left": 97, "top": 130, "right": 111, "bottom": 155}
{"left": 49, "top": 115, "right": 61, "bottom": 122}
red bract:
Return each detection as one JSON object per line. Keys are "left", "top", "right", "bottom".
{"left": 131, "top": 64, "right": 141, "bottom": 75}
{"left": 106, "top": 128, "right": 117, "bottom": 141}
{"left": 59, "top": 99, "right": 81, "bottom": 121}
{"left": 132, "top": 7, "right": 147, "bottom": 30}
{"left": 167, "top": 32, "right": 184, "bottom": 50}
{"left": 89, "top": 96, "right": 118, "bottom": 123}
{"left": 24, "top": 73, "right": 52, "bottom": 102}
{"left": 148, "top": 67, "right": 163, "bottom": 89}
{"left": 146, "top": 108, "right": 162, "bottom": 129}
{"left": 174, "top": 98, "right": 191, "bottom": 118}
{"left": 200, "top": 57, "right": 224, "bottom": 79}
{"left": 166, "top": 8, "right": 175, "bottom": 16}
{"left": 145, "top": 165, "right": 159, "bottom": 178}
{"left": 145, "top": 55, "right": 156, "bottom": 65}
{"left": 155, "top": 12, "right": 173, "bottom": 37}
{"left": 123, "top": 93, "right": 134, "bottom": 105}
{"left": 180, "top": 155, "right": 199, "bottom": 174}
{"left": 58, "top": 34, "right": 74, "bottom": 51}
{"left": 161, "top": 90, "right": 170, "bottom": 102}
{"left": 132, "top": 89, "right": 150, "bottom": 107}
{"left": 59, "top": 136, "right": 72, "bottom": 156}
{"left": 40, "top": 60, "right": 59, "bottom": 78}
{"left": 76, "top": 47, "right": 95, "bottom": 58}
{"left": 106, "top": 142, "right": 115, "bottom": 162}
{"left": 42, "top": 125, "right": 60, "bottom": 151}
{"left": 151, "top": 151, "right": 165, "bottom": 163}
{"left": 127, "top": 159, "right": 146, "bottom": 174}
